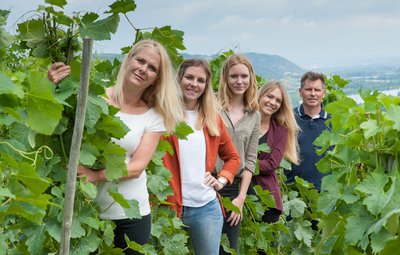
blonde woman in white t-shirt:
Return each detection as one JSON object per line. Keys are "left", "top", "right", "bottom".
{"left": 48, "top": 39, "right": 184, "bottom": 254}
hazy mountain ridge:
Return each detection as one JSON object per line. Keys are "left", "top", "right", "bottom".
{"left": 95, "top": 52, "right": 400, "bottom": 103}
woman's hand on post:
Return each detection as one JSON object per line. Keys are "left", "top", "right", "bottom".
{"left": 77, "top": 165, "right": 102, "bottom": 183}
{"left": 48, "top": 62, "right": 71, "bottom": 84}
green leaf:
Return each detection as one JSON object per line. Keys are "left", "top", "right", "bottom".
{"left": 79, "top": 178, "right": 97, "bottom": 199}
{"left": 17, "top": 19, "right": 48, "bottom": 57}
{"left": 293, "top": 221, "right": 313, "bottom": 247}
{"left": 360, "top": 119, "right": 380, "bottom": 139}
{"left": 147, "top": 165, "right": 173, "bottom": 201}
{"left": 370, "top": 229, "right": 396, "bottom": 254}
{"left": 107, "top": 0, "right": 137, "bottom": 14}
{"left": 355, "top": 172, "right": 394, "bottom": 215}
{"left": 0, "top": 186, "right": 15, "bottom": 200}
{"left": 258, "top": 143, "right": 271, "bottom": 153}
{"left": 25, "top": 224, "right": 46, "bottom": 254}
{"left": 12, "top": 162, "right": 52, "bottom": 196}
{"left": 108, "top": 187, "right": 141, "bottom": 219}
{"left": 103, "top": 142, "right": 127, "bottom": 181}
{"left": 173, "top": 121, "right": 193, "bottom": 140}
{"left": 385, "top": 104, "right": 400, "bottom": 131}
{"left": 79, "top": 13, "right": 119, "bottom": 40}
{"left": 220, "top": 196, "right": 240, "bottom": 213}
{"left": 345, "top": 206, "right": 375, "bottom": 246}
{"left": 45, "top": 0, "right": 67, "bottom": 8}
{"left": 156, "top": 138, "right": 173, "bottom": 156}
{"left": 26, "top": 72, "right": 63, "bottom": 135}
{"left": 80, "top": 142, "right": 100, "bottom": 166}
{"left": 0, "top": 73, "right": 24, "bottom": 98}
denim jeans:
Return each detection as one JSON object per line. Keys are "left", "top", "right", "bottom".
{"left": 181, "top": 196, "right": 223, "bottom": 255}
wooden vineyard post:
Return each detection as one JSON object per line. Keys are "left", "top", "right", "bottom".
{"left": 60, "top": 38, "right": 93, "bottom": 255}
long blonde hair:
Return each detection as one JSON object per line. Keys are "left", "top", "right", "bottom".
{"left": 258, "top": 81, "right": 299, "bottom": 165}
{"left": 177, "top": 59, "right": 221, "bottom": 136}
{"left": 218, "top": 54, "right": 259, "bottom": 112}
{"left": 113, "top": 39, "right": 184, "bottom": 133}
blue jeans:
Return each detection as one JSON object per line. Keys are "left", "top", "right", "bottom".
{"left": 181, "top": 197, "right": 223, "bottom": 255}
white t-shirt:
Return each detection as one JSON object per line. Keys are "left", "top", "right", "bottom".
{"left": 178, "top": 110, "right": 216, "bottom": 207}
{"left": 96, "top": 108, "right": 165, "bottom": 219}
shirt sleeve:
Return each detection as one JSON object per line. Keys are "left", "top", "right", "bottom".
{"left": 145, "top": 108, "right": 166, "bottom": 132}
{"left": 258, "top": 124, "right": 287, "bottom": 176}
{"left": 244, "top": 111, "right": 260, "bottom": 173}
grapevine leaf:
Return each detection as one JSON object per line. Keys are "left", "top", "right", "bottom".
{"left": 12, "top": 162, "right": 51, "bottom": 196}
{"left": 360, "top": 119, "right": 380, "bottom": 139}
{"left": 108, "top": 187, "right": 141, "bottom": 219}
{"left": 172, "top": 121, "right": 193, "bottom": 140}
{"left": 0, "top": 10, "right": 15, "bottom": 48}
{"left": 0, "top": 186, "right": 15, "bottom": 200}
{"left": 220, "top": 196, "right": 240, "bottom": 213}
{"left": 107, "top": 0, "right": 137, "bottom": 14}
{"left": 253, "top": 185, "right": 276, "bottom": 209}
{"left": 385, "top": 104, "right": 400, "bottom": 131}
{"left": 147, "top": 165, "right": 172, "bottom": 201}
{"left": 26, "top": 72, "right": 63, "bottom": 135}
{"left": 142, "top": 26, "right": 185, "bottom": 68}
{"left": 355, "top": 172, "right": 394, "bottom": 215}
{"left": 85, "top": 95, "right": 105, "bottom": 128}
{"left": 103, "top": 142, "right": 127, "bottom": 181}
{"left": 17, "top": 19, "right": 48, "bottom": 58}
{"left": 79, "top": 178, "right": 97, "bottom": 199}
{"left": 45, "top": 0, "right": 67, "bottom": 8}
{"left": 370, "top": 229, "right": 396, "bottom": 254}
{"left": 79, "top": 13, "right": 119, "bottom": 40}
{"left": 0, "top": 73, "right": 23, "bottom": 98}
{"left": 80, "top": 142, "right": 100, "bottom": 166}
{"left": 70, "top": 231, "right": 101, "bottom": 255}
{"left": 284, "top": 191, "right": 307, "bottom": 218}
{"left": 345, "top": 205, "right": 375, "bottom": 246}
{"left": 71, "top": 215, "right": 86, "bottom": 238}
{"left": 318, "top": 173, "right": 342, "bottom": 214}
{"left": 25, "top": 224, "right": 46, "bottom": 254}
{"left": 258, "top": 143, "right": 270, "bottom": 153}
{"left": 100, "top": 114, "right": 130, "bottom": 139}
{"left": 293, "top": 221, "right": 313, "bottom": 247}
{"left": 156, "top": 138, "right": 173, "bottom": 156}
{"left": 46, "top": 217, "right": 61, "bottom": 242}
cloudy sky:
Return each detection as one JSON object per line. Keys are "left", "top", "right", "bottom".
{"left": 2, "top": 0, "right": 400, "bottom": 68}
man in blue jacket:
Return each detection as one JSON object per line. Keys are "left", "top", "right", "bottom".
{"left": 286, "top": 71, "right": 331, "bottom": 191}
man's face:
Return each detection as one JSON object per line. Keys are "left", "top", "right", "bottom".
{"left": 299, "top": 79, "right": 325, "bottom": 109}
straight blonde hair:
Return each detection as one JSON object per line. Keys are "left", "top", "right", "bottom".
{"left": 177, "top": 59, "right": 221, "bottom": 136}
{"left": 113, "top": 39, "right": 184, "bottom": 133}
{"left": 218, "top": 54, "right": 259, "bottom": 112}
{"left": 258, "top": 81, "right": 300, "bottom": 165}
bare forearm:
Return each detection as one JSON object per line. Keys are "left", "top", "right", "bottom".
{"left": 237, "top": 169, "right": 253, "bottom": 201}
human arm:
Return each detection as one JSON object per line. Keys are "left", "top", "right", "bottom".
{"left": 47, "top": 62, "right": 71, "bottom": 84}
{"left": 77, "top": 131, "right": 162, "bottom": 182}
{"left": 216, "top": 117, "right": 241, "bottom": 183}
{"left": 258, "top": 125, "right": 288, "bottom": 175}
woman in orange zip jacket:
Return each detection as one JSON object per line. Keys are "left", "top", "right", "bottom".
{"left": 162, "top": 59, "right": 240, "bottom": 255}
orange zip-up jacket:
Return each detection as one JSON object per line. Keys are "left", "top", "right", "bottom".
{"left": 161, "top": 116, "right": 240, "bottom": 218}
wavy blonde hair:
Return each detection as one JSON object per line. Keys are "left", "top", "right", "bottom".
{"left": 177, "top": 59, "right": 221, "bottom": 136}
{"left": 112, "top": 39, "right": 184, "bottom": 133}
{"left": 258, "top": 81, "right": 299, "bottom": 165}
{"left": 218, "top": 54, "right": 259, "bottom": 112}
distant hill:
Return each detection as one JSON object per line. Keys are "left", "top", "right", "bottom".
{"left": 94, "top": 52, "right": 304, "bottom": 79}
{"left": 182, "top": 52, "right": 304, "bottom": 80}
